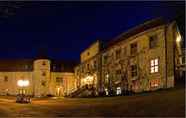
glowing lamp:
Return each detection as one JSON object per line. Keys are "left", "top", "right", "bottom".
{"left": 176, "top": 33, "right": 181, "bottom": 42}
{"left": 17, "top": 80, "right": 30, "bottom": 87}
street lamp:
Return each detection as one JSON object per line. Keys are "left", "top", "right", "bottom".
{"left": 17, "top": 80, "right": 29, "bottom": 94}
{"left": 16, "top": 79, "right": 31, "bottom": 103}
{"left": 176, "top": 32, "right": 182, "bottom": 43}
{"left": 17, "top": 80, "right": 29, "bottom": 87}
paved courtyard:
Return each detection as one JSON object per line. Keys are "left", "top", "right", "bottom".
{"left": 0, "top": 86, "right": 185, "bottom": 117}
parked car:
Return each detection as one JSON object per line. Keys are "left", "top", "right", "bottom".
{"left": 16, "top": 94, "right": 31, "bottom": 103}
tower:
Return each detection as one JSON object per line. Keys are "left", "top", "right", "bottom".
{"left": 33, "top": 59, "right": 51, "bottom": 97}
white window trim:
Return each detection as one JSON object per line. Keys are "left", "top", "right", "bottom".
{"left": 150, "top": 58, "right": 159, "bottom": 74}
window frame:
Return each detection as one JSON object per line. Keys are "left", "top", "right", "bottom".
{"left": 115, "top": 48, "right": 121, "bottom": 60}
{"left": 150, "top": 58, "right": 159, "bottom": 74}
{"left": 4, "top": 76, "right": 8, "bottom": 82}
{"left": 130, "top": 42, "right": 138, "bottom": 55}
{"left": 42, "top": 61, "right": 46, "bottom": 66}
{"left": 131, "top": 65, "right": 137, "bottom": 77}
{"left": 56, "top": 77, "right": 63, "bottom": 84}
{"left": 149, "top": 34, "right": 158, "bottom": 49}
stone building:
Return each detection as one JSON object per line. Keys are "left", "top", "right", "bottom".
{"left": 74, "top": 40, "right": 103, "bottom": 95}
{"left": 74, "top": 18, "right": 184, "bottom": 95}
{"left": 0, "top": 58, "right": 76, "bottom": 97}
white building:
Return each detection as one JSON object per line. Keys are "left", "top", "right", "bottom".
{"left": 0, "top": 58, "right": 77, "bottom": 97}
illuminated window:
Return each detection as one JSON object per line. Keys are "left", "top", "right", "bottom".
{"left": 105, "top": 88, "right": 108, "bottom": 95}
{"left": 149, "top": 35, "right": 158, "bottom": 49}
{"left": 116, "top": 87, "right": 121, "bottom": 95}
{"left": 131, "top": 65, "right": 137, "bottom": 77}
{"left": 150, "top": 79, "right": 159, "bottom": 87}
{"left": 150, "top": 58, "right": 159, "bottom": 73}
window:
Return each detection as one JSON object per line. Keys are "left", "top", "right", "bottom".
{"left": 150, "top": 58, "right": 159, "bottom": 73}
{"left": 56, "top": 77, "right": 63, "bottom": 83}
{"left": 87, "top": 52, "right": 90, "bottom": 56}
{"left": 116, "top": 70, "right": 121, "bottom": 75}
{"left": 42, "top": 61, "right": 46, "bottom": 66}
{"left": 182, "top": 56, "right": 185, "bottom": 64}
{"left": 123, "top": 47, "right": 127, "bottom": 55}
{"left": 4, "top": 76, "right": 8, "bottom": 82}
{"left": 25, "top": 65, "right": 29, "bottom": 70}
{"left": 130, "top": 43, "right": 137, "bottom": 55}
{"left": 150, "top": 79, "right": 160, "bottom": 87}
{"left": 149, "top": 35, "right": 158, "bottom": 49}
{"left": 115, "top": 49, "right": 121, "bottom": 59}
{"left": 93, "top": 61, "right": 97, "bottom": 68}
{"left": 41, "top": 81, "right": 46, "bottom": 86}
{"left": 103, "top": 55, "right": 108, "bottom": 64}
{"left": 53, "top": 65, "right": 56, "bottom": 70}
{"left": 87, "top": 64, "right": 90, "bottom": 70}
{"left": 42, "top": 72, "right": 46, "bottom": 76}
{"left": 131, "top": 65, "right": 137, "bottom": 77}
{"left": 116, "top": 87, "right": 121, "bottom": 95}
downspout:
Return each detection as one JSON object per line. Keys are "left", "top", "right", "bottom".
{"left": 173, "top": 24, "right": 176, "bottom": 86}
{"left": 165, "top": 25, "right": 168, "bottom": 88}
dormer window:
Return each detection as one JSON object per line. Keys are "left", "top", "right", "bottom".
{"left": 53, "top": 65, "right": 56, "bottom": 70}
{"left": 149, "top": 34, "right": 158, "bottom": 49}
{"left": 131, "top": 42, "right": 138, "bottom": 55}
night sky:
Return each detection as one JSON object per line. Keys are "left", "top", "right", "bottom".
{"left": 0, "top": 1, "right": 185, "bottom": 61}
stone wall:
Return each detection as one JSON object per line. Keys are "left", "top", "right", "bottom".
{"left": 75, "top": 21, "right": 180, "bottom": 95}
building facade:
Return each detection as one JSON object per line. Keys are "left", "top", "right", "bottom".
{"left": 0, "top": 58, "right": 76, "bottom": 97}
{"left": 74, "top": 40, "right": 102, "bottom": 95}
{"left": 0, "top": 18, "right": 184, "bottom": 97}
{"left": 74, "top": 18, "right": 184, "bottom": 95}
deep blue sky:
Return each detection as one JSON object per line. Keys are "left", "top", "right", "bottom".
{"left": 0, "top": 1, "right": 185, "bottom": 61}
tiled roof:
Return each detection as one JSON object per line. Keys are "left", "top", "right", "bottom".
{"left": 51, "top": 59, "right": 78, "bottom": 72}
{"left": 106, "top": 18, "right": 166, "bottom": 49}
{"left": 0, "top": 59, "right": 77, "bottom": 72}
{"left": 0, "top": 59, "right": 34, "bottom": 72}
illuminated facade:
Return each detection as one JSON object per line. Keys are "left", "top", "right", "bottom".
{"left": 0, "top": 58, "right": 76, "bottom": 97}
{"left": 74, "top": 18, "right": 184, "bottom": 95}
{"left": 0, "top": 18, "right": 183, "bottom": 97}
